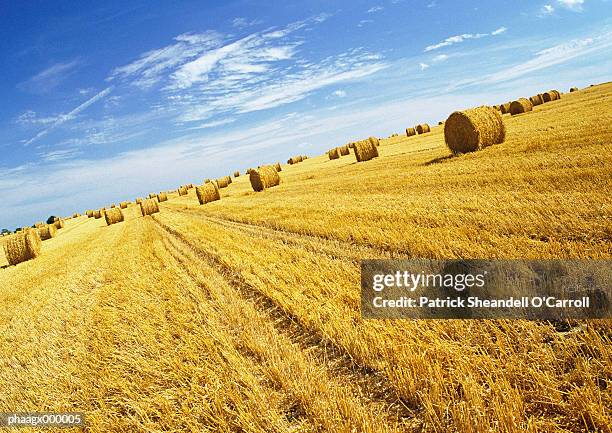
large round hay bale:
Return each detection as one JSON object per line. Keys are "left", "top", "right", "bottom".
{"left": 216, "top": 176, "right": 231, "bottom": 188}
{"left": 570, "top": 87, "right": 578, "bottom": 92}
{"left": 328, "top": 148, "right": 340, "bottom": 160}
{"left": 54, "top": 219, "right": 65, "bottom": 229}
{"left": 543, "top": 90, "right": 560, "bottom": 102}
{"left": 406, "top": 127, "right": 416, "bottom": 137}
{"left": 250, "top": 166, "right": 281, "bottom": 192}
{"left": 140, "top": 199, "right": 159, "bottom": 216}
{"left": 3, "top": 229, "right": 42, "bottom": 266}
{"left": 339, "top": 145, "right": 350, "bottom": 156}
{"left": 529, "top": 94, "right": 544, "bottom": 106}
{"left": 196, "top": 182, "right": 221, "bottom": 204}
{"left": 416, "top": 124, "right": 430, "bottom": 134}
{"left": 274, "top": 162, "right": 282, "bottom": 172}
{"left": 444, "top": 105, "right": 506, "bottom": 154}
{"left": 104, "top": 208, "right": 124, "bottom": 226}
{"left": 353, "top": 139, "right": 379, "bottom": 162}
{"left": 157, "top": 192, "right": 168, "bottom": 202}
{"left": 509, "top": 98, "right": 533, "bottom": 115}
{"left": 38, "top": 224, "right": 57, "bottom": 240}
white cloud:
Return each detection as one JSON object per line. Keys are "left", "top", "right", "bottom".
{"left": 186, "top": 118, "right": 237, "bottom": 129}
{"left": 18, "top": 60, "right": 80, "bottom": 93}
{"left": 424, "top": 27, "right": 506, "bottom": 51}
{"left": 332, "top": 90, "right": 347, "bottom": 97}
{"left": 557, "top": 0, "right": 584, "bottom": 11}
{"left": 358, "top": 19, "right": 374, "bottom": 27}
{"left": 232, "top": 17, "right": 263, "bottom": 28}
{"left": 16, "top": 110, "right": 61, "bottom": 126}
{"left": 541, "top": 4, "right": 555, "bottom": 14}
{"left": 432, "top": 54, "right": 449, "bottom": 62}
{"left": 419, "top": 63, "right": 430, "bottom": 71}
{"left": 367, "top": 6, "right": 384, "bottom": 13}
{"left": 23, "top": 87, "right": 113, "bottom": 146}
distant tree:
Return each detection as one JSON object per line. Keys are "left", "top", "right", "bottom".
{"left": 46, "top": 215, "right": 57, "bottom": 224}
{"left": 1, "top": 229, "right": 9, "bottom": 235}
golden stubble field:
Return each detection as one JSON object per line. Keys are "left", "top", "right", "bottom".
{"left": 0, "top": 83, "right": 611, "bottom": 432}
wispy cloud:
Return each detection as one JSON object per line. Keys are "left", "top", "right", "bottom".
{"left": 232, "top": 17, "right": 263, "bottom": 28}
{"left": 367, "top": 6, "right": 384, "bottom": 13}
{"left": 358, "top": 19, "right": 374, "bottom": 27}
{"left": 23, "top": 87, "right": 113, "bottom": 146}
{"left": 424, "top": 27, "right": 507, "bottom": 51}
{"left": 16, "top": 110, "right": 61, "bottom": 126}
{"left": 331, "top": 90, "right": 347, "bottom": 97}
{"left": 541, "top": 4, "right": 555, "bottom": 15}
{"left": 18, "top": 60, "right": 80, "bottom": 93}
{"left": 420, "top": 62, "right": 430, "bottom": 71}
{"left": 186, "top": 118, "right": 237, "bottom": 130}
{"left": 557, "top": 0, "right": 584, "bottom": 11}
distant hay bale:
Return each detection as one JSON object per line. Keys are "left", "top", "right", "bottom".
{"left": 287, "top": 155, "right": 303, "bottom": 165}
{"left": 353, "top": 139, "right": 379, "bottom": 162}
{"left": 86, "top": 210, "right": 94, "bottom": 218}
{"left": 500, "top": 103, "right": 511, "bottom": 114}
{"left": 543, "top": 90, "right": 559, "bottom": 102}
{"left": 570, "top": 87, "right": 578, "bottom": 92}
{"left": 104, "top": 207, "right": 124, "bottom": 226}
{"left": 178, "top": 186, "right": 188, "bottom": 196}
{"left": 34, "top": 222, "right": 45, "bottom": 228}
{"left": 250, "top": 165, "right": 281, "bottom": 192}
{"left": 406, "top": 127, "right": 416, "bottom": 137}
{"left": 136, "top": 198, "right": 143, "bottom": 204}
{"left": 94, "top": 210, "right": 102, "bottom": 219}
{"left": 368, "top": 136, "right": 380, "bottom": 147}
{"left": 234, "top": 170, "right": 240, "bottom": 177}
{"left": 216, "top": 176, "right": 231, "bottom": 188}
{"left": 187, "top": 183, "right": 194, "bottom": 189}
{"left": 509, "top": 98, "right": 533, "bottom": 115}
{"left": 328, "top": 148, "right": 340, "bottom": 160}
{"left": 157, "top": 192, "right": 168, "bottom": 202}
{"left": 416, "top": 124, "right": 430, "bottom": 134}
{"left": 348, "top": 142, "right": 356, "bottom": 148}
{"left": 3, "top": 229, "right": 42, "bottom": 266}
{"left": 444, "top": 105, "right": 506, "bottom": 154}
{"left": 196, "top": 182, "right": 221, "bottom": 205}
{"left": 72, "top": 213, "right": 80, "bottom": 218}
{"left": 493, "top": 105, "right": 500, "bottom": 110}
{"left": 38, "top": 224, "right": 57, "bottom": 240}
{"left": 140, "top": 198, "right": 159, "bottom": 216}
{"left": 274, "top": 162, "right": 282, "bottom": 172}
{"left": 54, "top": 219, "right": 65, "bottom": 229}
{"left": 529, "top": 94, "right": 544, "bottom": 106}
{"left": 110, "top": 204, "right": 116, "bottom": 208}
{"left": 120, "top": 201, "right": 128, "bottom": 209}
{"left": 339, "top": 145, "right": 350, "bottom": 156}
{"left": 438, "top": 121, "right": 444, "bottom": 125}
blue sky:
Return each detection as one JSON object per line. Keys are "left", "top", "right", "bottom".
{"left": 1, "top": 0, "right": 611, "bottom": 229}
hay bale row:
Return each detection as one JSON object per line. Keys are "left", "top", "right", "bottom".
{"left": 140, "top": 199, "right": 159, "bottom": 216}
{"left": 287, "top": 155, "right": 304, "bottom": 165}
{"left": 509, "top": 98, "right": 533, "bottom": 115}
{"left": 38, "top": 224, "right": 57, "bottom": 240}
{"left": 157, "top": 192, "right": 168, "bottom": 202}
{"left": 353, "top": 137, "right": 379, "bottom": 162}
{"left": 328, "top": 148, "right": 340, "bottom": 160}
{"left": 444, "top": 105, "right": 506, "bottom": 154}
{"left": 104, "top": 208, "right": 124, "bottom": 225}
{"left": 416, "top": 124, "right": 430, "bottom": 134}
{"left": 250, "top": 166, "right": 281, "bottom": 192}
{"left": 529, "top": 94, "right": 544, "bottom": 106}
{"left": 196, "top": 182, "right": 221, "bottom": 205}
{"left": 3, "top": 229, "right": 42, "bottom": 266}
{"left": 216, "top": 176, "right": 232, "bottom": 188}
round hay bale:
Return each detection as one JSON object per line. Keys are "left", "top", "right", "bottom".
{"left": 3, "top": 229, "right": 42, "bottom": 266}
{"left": 543, "top": 90, "right": 560, "bottom": 102}
{"left": 216, "top": 176, "right": 231, "bottom": 188}
{"left": 509, "top": 98, "right": 533, "bottom": 115}
{"left": 54, "top": 219, "right": 65, "bottom": 229}
{"left": 178, "top": 186, "right": 188, "bottom": 196}
{"left": 406, "top": 127, "right": 416, "bottom": 137}
{"left": 120, "top": 201, "right": 128, "bottom": 209}
{"left": 287, "top": 155, "right": 303, "bottom": 165}
{"left": 110, "top": 204, "right": 116, "bottom": 208}
{"left": 416, "top": 124, "right": 430, "bottom": 134}
{"left": 529, "top": 94, "right": 544, "bottom": 106}
{"left": 274, "top": 162, "right": 282, "bottom": 172}
{"left": 94, "top": 210, "right": 102, "bottom": 219}
{"left": 104, "top": 208, "right": 124, "bottom": 226}
{"left": 234, "top": 171, "right": 240, "bottom": 177}
{"left": 368, "top": 136, "right": 380, "bottom": 147}
{"left": 86, "top": 210, "right": 94, "bottom": 218}
{"left": 196, "top": 182, "right": 221, "bottom": 205}
{"left": 444, "top": 105, "right": 506, "bottom": 154}
{"left": 157, "top": 192, "right": 168, "bottom": 202}
{"left": 570, "top": 87, "right": 578, "bottom": 92}
{"left": 136, "top": 198, "right": 143, "bottom": 204}
{"left": 34, "top": 222, "right": 45, "bottom": 228}
{"left": 328, "top": 148, "right": 340, "bottom": 160}
{"left": 140, "top": 198, "right": 159, "bottom": 216}
{"left": 72, "top": 213, "right": 80, "bottom": 218}
{"left": 250, "top": 165, "right": 281, "bottom": 192}
{"left": 38, "top": 224, "right": 57, "bottom": 240}
{"left": 493, "top": 105, "right": 500, "bottom": 110}
{"left": 204, "top": 178, "right": 211, "bottom": 183}
{"left": 348, "top": 142, "right": 356, "bottom": 148}
{"left": 353, "top": 139, "right": 379, "bottom": 162}
{"left": 500, "top": 103, "right": 511, "bottom": 114}
{"left": 339, "top": 145, "right": 350, "bottom": 156}
{"left": 552, "top": 90, "right": 561, "bottom": 99}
